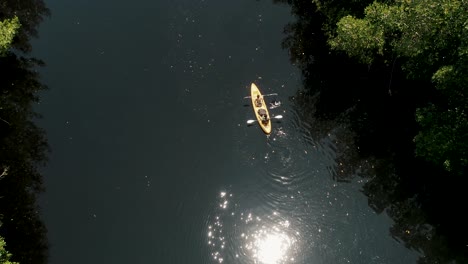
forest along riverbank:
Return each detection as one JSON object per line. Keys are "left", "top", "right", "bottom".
{"left": 277, "top": 0, "right": 468, "bottom": 263}
{"left": 0, "top": 0, "right": 51, "bottom": 263}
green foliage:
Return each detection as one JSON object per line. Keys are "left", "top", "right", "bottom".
{"left": 0, "top": 54, "right": 49, "bottom": 264}
{"left": 279, "top": 0, "right": 468, "bottom": 261}
{"left": 329, "top": 0, "right": 467, "bottom": 65}
{"left": 0, "top": 0, "right": 50, "bottom": 53}
{"left": 329, "top": 14, "right": 385, "bottom": 64}
{"left": 329, "top": 0, "right": 468, "bottom": 173}
{"left": 415, "top": 105, "right": 467, "bottom": 172}
{"left": 0, "top": 236, "right": 19, "bottom": 264}
{"left": 311, "top": 0, "right": 375, "bottom": 30}
{"left": 0, "top": 1, "right": 49, "bottom": 264}
{"left": 0, "top": 1, "right": 50, "bottom": 263}
{"left": 414, "top": 57, "right": 468, "bottom": 172}
{"left": 0, "top": 17, "right": 20, "bottom": 56}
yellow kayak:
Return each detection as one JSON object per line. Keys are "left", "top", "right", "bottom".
{"left": 250, "top": 83, "right": 272, "bottom": 134}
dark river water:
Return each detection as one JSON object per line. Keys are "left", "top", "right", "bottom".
{"left": 31, "top": 0, "right": 421, "bottom": 263}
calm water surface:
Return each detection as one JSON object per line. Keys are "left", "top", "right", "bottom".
{"left": 32, "top": 0, "right": 420, "bottom": 263}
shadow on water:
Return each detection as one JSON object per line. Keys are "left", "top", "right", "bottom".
{"left": 276, "top": 0, "right": 468, "bottom": 263}
{"left": 0, "top": 0, "right": 50, "bottom": 263}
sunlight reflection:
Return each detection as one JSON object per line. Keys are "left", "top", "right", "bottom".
{"left": 254, "top": 231, "right": 292, "bottom": 264}
{"left": 244, "top": 218, "right": 295, "bottom": 264}
{"left": 208, "top": 191, "right": 299, "bottom": 264}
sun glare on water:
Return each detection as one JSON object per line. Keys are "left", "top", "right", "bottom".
{"left": 208, "top": 191, "right": 298, "bottom": 264}
{"left": 246, "top": 218, "right": 295, "bottom": 264}
{"left": 254, "top": 232, "right": 292, "bottom": 264}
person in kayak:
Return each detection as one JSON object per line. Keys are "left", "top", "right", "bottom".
{"left": 255, "top": 95, "right": 263, "bottom": 107}
{"left": 257, "top": 108, "right": 269, "bottom": 124}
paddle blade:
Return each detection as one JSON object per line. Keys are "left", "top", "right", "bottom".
{"left": 273, "top": 115, "right": 283, "bottom": 119}
{"left": 247, "top": 120, "right": 257, "bottom": 124}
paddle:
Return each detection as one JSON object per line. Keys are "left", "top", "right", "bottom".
{"left": 243, "top": 93, "right": 278, "bottom": 99}
{"left": 247, "top": 115, "right": 283, "bottom": 124}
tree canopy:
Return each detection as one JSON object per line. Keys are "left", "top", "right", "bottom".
{"left": 278, "top": 0, "right": 468, "bottom": 262}
{"left": 0, "top": 236, "right": 19, "bottom": 264}
{"left": 0, "top": 17, "right": 20, "bottom": 56}
{"left": 0, "top": 1, "right": 50, "bottom": 263}
{"left": 329, "top": 0, "right": 468, "bottom": 173}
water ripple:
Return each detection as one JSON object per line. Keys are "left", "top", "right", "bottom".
{"left": 205, "top": 190, "right": 302, "bottom": 264}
